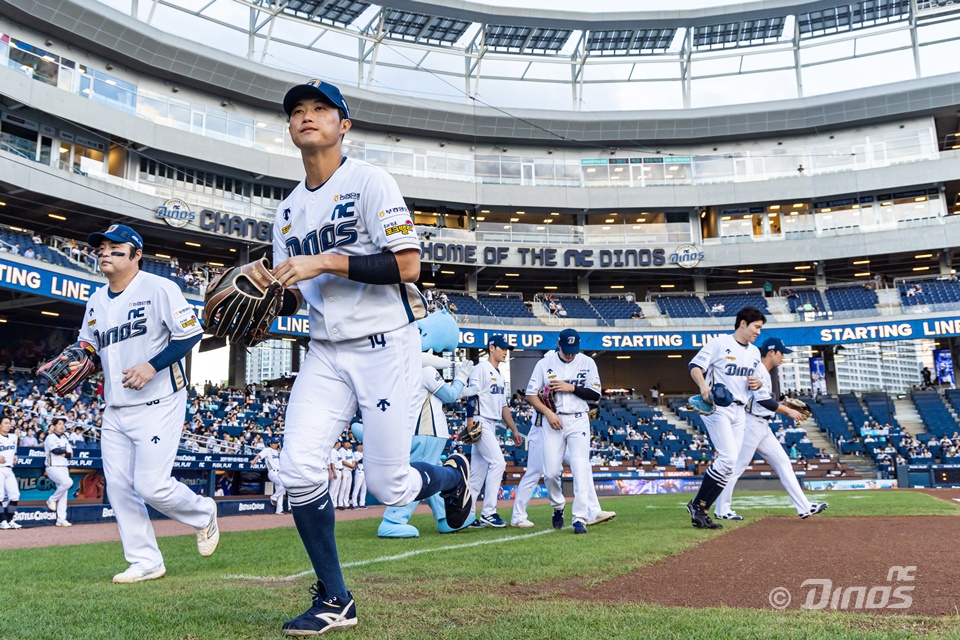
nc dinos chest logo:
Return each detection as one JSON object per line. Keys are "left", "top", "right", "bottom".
{"left": 670, "top": 244, "right": 704, "bottom": 269}
{"left": 156, "top": 198, "right": 196, "bottom": 228}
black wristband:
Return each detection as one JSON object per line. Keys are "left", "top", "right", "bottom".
{"left": 348, "top": 252, "right": 402, "bottom": 285}
{"left": 572, "top": 386, "right": 601, "bottom": 402}
{"left": 280, "top": 289, "right": 301, "bottom": 316}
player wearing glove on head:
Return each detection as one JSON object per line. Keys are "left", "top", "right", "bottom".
{"left": 70, "top": 224, "right": 217, "bottom": 584}
{"left": 714, "top": 338, "right": 828, "bottom": 521}
{"left": 44, "top": 417, "right": 74, "bottom": 527}
{"left": 377, "top": 311, "right": 480, "bottom": 537}
{"left": 685, "top": 307, "right": 766, "bottom": 530}
{"left": 524, "top": 329, "right": 609, "bottom": 535}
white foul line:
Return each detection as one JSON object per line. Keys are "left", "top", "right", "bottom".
{"left": 225, "top": 528, "right": 555, "bottom": 582}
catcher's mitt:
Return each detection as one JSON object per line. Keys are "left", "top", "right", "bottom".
{"left": 456, "top": 420, "right": 482, "bottom": 445}
{"left": 38, "top": 341, "right": 97, "bottom": 397}
{"left": 537, "top": 385, "right": 557, "bottom": 412}
{"left": 784, "top": 398, "right": 812, "bottom": 421}
{"left": 203, "top": 257, "right": 284, "bottom": 348}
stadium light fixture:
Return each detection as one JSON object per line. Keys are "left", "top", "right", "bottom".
{"left": 0, "top": 318, "right": 6, "bottom": 323}
{"left": 738, "top": 280, "right": 753, "bottom": 285}
{"left": 516, "top": 211, "right": 525, "bottom": 215}
{"left": 738, "top": 269, "right": 754, "bottom": 273}
{"left": 41, "top": 311, "right": 59, "bottom": 317}
{"left": 495, "top": 285, "right": 509, "bottom": 289}
{"left": 769, "top": 204, "right": 781, "bottom": 210}
{"left": 480, "top": 210, "right": 490, "bottom": 213}
{"left": 605, "top": 218, "right": 615, "bottom": 223}
{"left": 48, "top": 214, "right": 66, "bottom": 221}
{"left": 853, "top": 260, "right": 870, "bottom": 265}
{"left": 536, "top": 226, "right": 546, "bottom": 230}
{"left": 820, "top": 208, "right": 831, "bottom": 213}
{"left": 667, "top": 355, "right": 682, "bottom": 359}
{"left": 509, "top": 218, "right": 519, "bottom": 222}
{"left": 700, "top": 211, "right": 707, "bottom": 218}
{"left": 913, "top": 266, "right": 931, "bottom": 271}
{"left": 617, "top": 355, "right": 631, "bottom": 359}
{"left": 0, "top": 201, "right": 5, "bottom": 206}
{"left": 229, "top": 248, "right": 237, "bottom": 252}
{"left": 611, "top": 285, "right": 624, "bottom": 289}
{"left": 915, "top": 254, "right": 933, "bottom": 259}
{"left": 9, "top": 227, "right": 23, "bottom": 231}
{"left": 476, "top": 217, "right": 485, "bottom": 221}
{"left": 544, "top": 219, "right": 553, "bottom": 224}
{"left": 544, "top": 286, "right": 557, "bottom": 290}
{"left": 550, "top": 212, "right": 560, "bottom": 216}
{"left": 505, "top": 273, "right": 520, "bottom": 277}
{"left": 794, "top": 265, "right": 812, "bottom": 270}
{"left": 791, "top": 277, "right": 807, "bottom": 282}
{"left": 855, "top": 272, "right": 871, "bottom": 276}
{"left": 661, "top": 284, "right": 675, "bottom": 288}
{"left": 209, "top": 262, "right": 224, "bottom": 267}
{"left": 721, "top": 216, "right": 731, "bottom": 221}
{"left": 792, "top": 203, "right": 804, "bottom": 208}
{"left": 421, "top": 282, "right": 435, "bottom": 287}
{"left": 185, "top": 242, "right": 201, "bottom": 247}
{"left": 155, "top": 253, "right": 170, "bottom": 258}
{"left": 440, "top": 270, "right": 455, "bottom": 275}
{"left": 915, "top": 197, "right": 927, "bottom": 202}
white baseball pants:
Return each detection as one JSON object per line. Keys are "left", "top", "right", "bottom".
{"left": 267, "top": 470, "right": 285, "bottom": 513}
{"left": 469, "top": 419, "right": 507, "bottom": 518}
{"left": 542, "top": 412, "right": 592, "bottom": 524}
{"left": 351, "top": 469, "right": 366, "bottom": 507}
{"left": 0, "top": 467, "right": 19, "bottom": 502}
{"left": 280, "top": 323, "right": 424, "bottom": 508}
{"left": 46, "top": 466, "right": 72, "bottom": 522}
{"left": 715, "top": 414, "right": 814, "bottom": 516}
{"left": 100, "top": 389, "right": 215, "bottom": 570}
{"left": 337, "top": 469, "right": 353, "bottom": 507}
{"left": 701, "top": 404, "right": 746, "bottom": 481}
{"left": 329, "top": 470, "right": 342, "bottom": 507}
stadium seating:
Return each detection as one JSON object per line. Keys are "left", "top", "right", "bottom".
{"left": 655, "top": 295, "right": 708, "bottom": 318}
{"left": 445, "top": 293, "right": 493, "bottom": 317}
{"left": 785, "top": 289, "right": 825, "bottom": 313}
{"left": 899, "top": 279, "right": 960, "bottom": 307}
{"left": 589, "top": 297, "right": 644, "bottom": 321}
{"left": 824, "top": 285, "right": 878, "bottom": 311}
{"left": 702, "top": 292, "right": 769, "bottom": 317}
{"left": 910, "top": 390, "right": 958, "bottom": 437}
{"left": 801, "top": 395, "right": 855, "bottom": 443}
{"left": 476, "top": 295, "right": 536, "bottom": 319}
{"left": 553, "top": 296, "right": 602, "bottom": 321}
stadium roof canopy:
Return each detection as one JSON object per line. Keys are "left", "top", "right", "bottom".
{"left": 68, "top": 0, "right": 960, "bottom": 111}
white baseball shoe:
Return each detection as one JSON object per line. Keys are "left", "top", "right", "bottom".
{"left": 46, "top": 498, "right": 57, "bottom": 512}
{"left": 113, "top": 563, "right": 166, "bottom": 584}
{"left": 511, "top": 518, "right": 535, "bottom": 528}
{"left": 586, "top": 510, "right": 617, "bottom": 526}
{"left": 196, "top": 497, "right": 220, "bottom": 557}
{"left": 7, "top": 520, "right": 21, "bottom": 529}
{"left": 0, "top": 520, "right": 10, "bottom": 529}
{"left": 56, "top": 520, "right": 72, "bottom": 527}
{"left": 800, "top": 503, "right": 829, "bottom": 519}
{"left": 715, "top": 511, "right": 744, "bottom": 521}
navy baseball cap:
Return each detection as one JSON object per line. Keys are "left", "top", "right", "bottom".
{"left": 761, "top": 337, "right": 793, "bottom": 355}
{"left": 283, "top": 80, "right": 351, "bottom": 119}
{"left": 488, "top": 334, "right": 514, "bottom": 350}
{"left": 87, "top": 224, "right": 144, "bottom": 251}
{"left": 558, "top": 328, "right": 580, "bottom": 355}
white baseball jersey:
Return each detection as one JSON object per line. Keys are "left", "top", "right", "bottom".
{"left": 353, "top": 451, "right": 363, "bottom": 470}
{"left": 467, "top": 361, "right": 507, "bottom": 422}
{"left": 414, "top": 366, "right": 449, "bottom": 438}
{"left": 0, "top": 432, "right": 16, "bottom": 466}
{"left": 273, "top": 157, "right": 426, "bottom": 342}
{"left": 526, "top": 351, "right": 601, "bottom": 415}
{"left": 341, "top": 449, "right": 355, "bottom": 468}
{"left": 747, "top": 365, "right": 776, "bottom": 419}
{"left": 44, "top": 432, "right": 72, "bottom": 467}
{"left": 78, "top": 271, "right": 202, "bottom": 407}
{"left": 331, "top": 448, "right": 343, "bottom": 470}
{"left": 258, "top": 446, "right": 281, "bottom": 472}
{"left": 689, "top": 334, "right": 762, "bottom": 405}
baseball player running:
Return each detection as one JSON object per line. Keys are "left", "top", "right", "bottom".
{"left": 465, "top": 335, "right": 523, "bottom": 528}
{"left": 269, "top": 79, "right": 473, "bottom": 636}
{"left": 74, "top": 224, "right": 219, "bottom": 582}
{"left": 686, "top": 306, "right": 765, "bottom": 529}
{"left": 0, "top": 416, "right": 21, "bottom": 529}
{"left": 44, "top": 417, "right": 74, "bottom": 526}
{"left": 524, "top": 329, "right": 603, "bottom": 534}
{"left": 251, "top": 440, "right": 285, "bottom": 514}
{"left": 714, "top": 338, "right": 829, "bottom": 520}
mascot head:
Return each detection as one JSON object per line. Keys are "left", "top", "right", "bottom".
{"left": 417, "top": 309, "right": 460, "bottom": 354}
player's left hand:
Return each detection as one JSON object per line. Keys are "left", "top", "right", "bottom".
{"left": 511, "top": 429, "right": 523, "bottom": 446}
{"left": 273, "top": 255, "right": 330, "bottom": 287}
{"left": 122, "top": 363, "right": 157, "bottom": 390}
{"left": 747, "top": 376, "right": 762, "bottom": 390}
{"left": 783, "top": 407, "right": 804, "bottom": 422}
{"left": 549, "top": 380, "right": 575, "bottom": 393}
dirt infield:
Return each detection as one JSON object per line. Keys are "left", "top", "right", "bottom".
{"left": 566, "top": 515, "right": 960, "bottom": 616}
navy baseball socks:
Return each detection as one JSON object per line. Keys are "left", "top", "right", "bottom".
{"left": 287, "top": 488, "right": 348, "bottom": 601}
{"left": 410, "top": 461, "right": 461, "bottom": 500}
{"left": 687, "top": 468, "right": 726, "bottom": 529}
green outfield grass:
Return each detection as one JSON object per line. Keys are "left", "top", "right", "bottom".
{"left": 3, "top": 491, "right": 960, "bottom": 640}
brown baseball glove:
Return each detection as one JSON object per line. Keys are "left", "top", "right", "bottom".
{"left": 38, "top": 341, "right": 98, "bottom": 396}
{"left": 203, "top": 257, "right": 284, "bottom": 348}
{"left": 456, "top": 420, "right": 483, "bottom": 445}
{"left": 784, "top": 398, "right": 812, "bottom": 421}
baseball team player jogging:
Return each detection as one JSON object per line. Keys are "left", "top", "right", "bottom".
{"left": 685, "top": 306, "right": 765, "bottom": 529}
{"left": 54, "top": 224, "right": 219, "bottom": 582}
{"left": 714, "top": 338, "right": 828, "bottom": 520}
{"left": 525, "top": 329, "right": 606, "bottom": 534}
{"left": 465, "top": 335, "right": 523, "bottom": 528}
{"left": 0, "top": 416, "right": 21, "bottom": 529}
{"left": 251, "top": 439, "right": 285, "bottom": 514}
{"left": 44, "top": 417, "right": 74, "bottom": 526}
{"left": 267, "top": 79, "right": 473, "bottom": 636}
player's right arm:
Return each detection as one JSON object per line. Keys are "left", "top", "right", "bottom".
{"left": 525, "top": 361, "right": 561, "bottom": 430}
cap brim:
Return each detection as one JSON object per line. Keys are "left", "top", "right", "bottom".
{"left": 559, "top": 346, "right": 580, "bottom": 355}
{"left": 283, "top": 85, "right": 346, "bottom": 117}
{"left": 87, "top": 231, "right": 137, "bottom": 248}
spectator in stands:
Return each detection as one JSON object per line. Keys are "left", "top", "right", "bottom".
{"left": 21, "top": 429, "right": 39, "bottom": 446}
{"left": 68, "top": 425, "right": 85, "bottom": 445}
{"left": 556, "top": 302, "right": 567, "bottom": 317}
{"left": 631, "top": 309, "right": 643, "bottom": 319}
{"left": 710, "top": 302, "right": 724, "bottom": 315}
{"left": 22, "top": 246, "right": 35, "bottom": 260}
{"left": 788, "top": 443, "right": 799, "bottom": 460}
{"left": 763, "top": 282, "right": 772, "bottom": 297}
{"left": 31, "top": 234, "right": 42, "bottom": 245}
{"left": 0, "top": 244, "right": 8, "bottom": 254}
{"left": 921, "top": 367, "right": 933, "bottom": 388}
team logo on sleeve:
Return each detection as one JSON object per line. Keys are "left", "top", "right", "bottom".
{"left": 283, "top": 208, "right": 291, "bottom": 221}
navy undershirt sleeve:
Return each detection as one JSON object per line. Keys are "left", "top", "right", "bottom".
{"left": 149, "top": 333, "right": 203, "bottom": 372}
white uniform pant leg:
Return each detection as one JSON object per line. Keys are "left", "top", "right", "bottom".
{"left": 267, "top": 470, "right": 285, "bottom": 513}
{"left": 562, "top": 414, "right": 593, "bottom": 524}
{"left": 511, "top": 424, "right": 544, "bottom": 523}
{"left": 279, "top": 340, "right": 358, "bottom": 506}
{"left": 755, "top": 430, "right": 813, "bottom": 515}
{"left": 351, "top": 469, "right": 366, "bottom": 507}
{"left": 469, "top": 420, "right": 506, "bottom": 517}
{"left": 338, "top": 469, "right": 353, "bottom": 507}
{"left": 702, "top": 405, "right": 746, "bottom": 481}
{"left": 329, "top": 471, "right": 342, "bottom": 507}
{"left": 338, "top": 324, "right": 425, "bottom": 507}
{"left": 46, "top": 466, "right": 72, "bottom": 521}
{"left": 715, "top": 415, "right": 767, "bottom": 516}
{"left": 0, "top": 467, "right": 19, "bottom": 502}
{"left": 541, "top": 419, "right": 569, "bottom": 511}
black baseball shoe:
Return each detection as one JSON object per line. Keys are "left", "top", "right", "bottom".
{"left": 800, "top": 503, "right": 829, "bottom": 519}
{"left": 687, "top": 500, "right": 723, "bottom": 529}
{"left": 282, "top": 582, "right": 357, "bottom": 636}
{"left": 552, "top": 507, "right": 565, "bottom": 530}
{"left": 440, "top": 453, "right": 472, "bottom": 530}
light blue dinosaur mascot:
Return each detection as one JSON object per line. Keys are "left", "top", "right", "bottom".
{"left": 353, "top": 310, "right": 477, "bottom": 537}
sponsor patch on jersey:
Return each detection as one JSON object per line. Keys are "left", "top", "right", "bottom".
{"left": 334, "top": 192, "right": 360, "bottom": 202}
{"left": 128, "top": 300, "right": 152, "bottom": 308}
{"left": 282, "top": 223, "right": 292, "bottom": 234}
{"left": 381, "top": 206, "right": 409, "bottom": 217}
{"left": 87, "top": 319, "right": 96, "bottom": 327}
{"left": 180, "top": 317, "right": 198, "bottom": 329}
{"left": 384, "top": 223, "right": 414, "bottom": 236}
{"left": 726, "top": 355, "right": 737, "bottom": 361}
{"left": 174, "top": 306, "right": 196, "bottom": 320}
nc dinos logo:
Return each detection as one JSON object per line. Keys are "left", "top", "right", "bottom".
{"left": 156, "top": 198, "right": 196, "bottom": 228}
{"left": 670, "top": 244, "right": 704, "bottom": 269}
